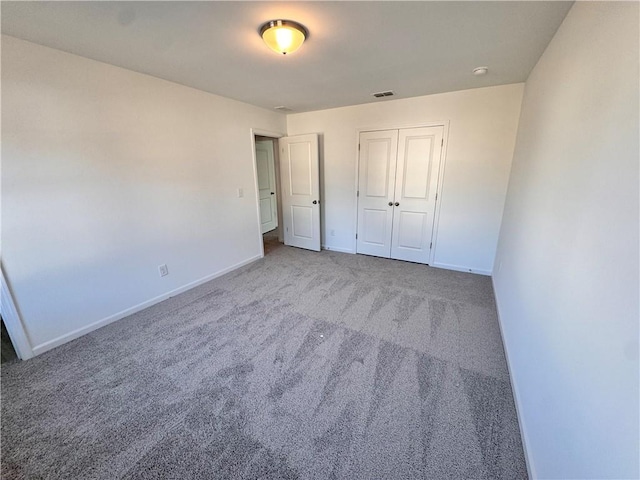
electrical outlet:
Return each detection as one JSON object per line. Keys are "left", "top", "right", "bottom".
{"left": 158, "top": 264, "right": 169, "bottom": 277}
{"left": 330, "top": 229, "right": 336, "bottom": 236}
{"left": 237, "top": 188, "right": 244, "bottom": 198}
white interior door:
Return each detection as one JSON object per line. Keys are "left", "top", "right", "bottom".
{"left": 256, "top": 140, "right": 278, "bottom": 234}
{"left": 356, "top": 130, "right": 399, "bottom": 258}
{"left": 390, "top": 126, "right": 444, "bottom": 263}
{"left": 279, "top": 133, "right": 321, "bottom": 251}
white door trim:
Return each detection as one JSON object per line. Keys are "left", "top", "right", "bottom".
{"left": 1, "top": 265, "right": 34, "bottom": 360}
{"left": 353, "top": 121, "right": 450, "bottom": 263}
{"left": 250, "top": 128, "right": 285, "bottom": 259}
{"left": 428, "top": 123, "right": 450, "bottom": 266}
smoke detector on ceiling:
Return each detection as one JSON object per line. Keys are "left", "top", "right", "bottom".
{"left": 473, "top": 66, "right": 489, "bottom": 76}
{"left": 274, "top": 106, "right": 293, "bottom": 112}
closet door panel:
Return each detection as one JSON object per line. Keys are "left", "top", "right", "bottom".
{"left": 396, "top": 211, "right": 428, "bottom": 249}
{"left": 356, "top": 130, "right": 399, "bottom": 258}
{"left": 401, "top": 136, "right": 432, "bottom": 199}
{"left": 391, "top": 126, "right": 444, "bottom": 263}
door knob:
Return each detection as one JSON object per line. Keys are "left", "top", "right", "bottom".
{"left": 270, "top": 192, "right": 275, "bottom": 195}
{"left": 394, "top": 202, "right": 400, "bottom": 207}
{"left": 313, "top": 200, "right": 318, "bottom": 204}
{"left": 388, "top": 202, "right": 393, "bottom": 206}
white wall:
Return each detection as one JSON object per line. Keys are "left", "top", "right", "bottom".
{"left": 493, "top": 3, "right": 639, "bottom": 479}
{"left": 1, "top": 36, "right": 286, "bottom": 353}
{"left": 286, "top": 84, "right": 524, "bottom": 274}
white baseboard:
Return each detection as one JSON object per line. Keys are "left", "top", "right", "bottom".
{"left": 321, "top": 245, "right": 355, "bottom": 254}
{"left": 492, "top": 277, "right": 536, "bottom": 480}
{"left": 430, "top": 262, "right": 492, "bottom": 276}
{"left": 31, "top": 255, "right": 262, "bottom": 356}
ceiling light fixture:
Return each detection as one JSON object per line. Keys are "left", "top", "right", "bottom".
{"left": 260, "top": 20, "right": 308, "bottom": 55}
{"left": 473, "top": 66, "right": 489, "bottom": 76}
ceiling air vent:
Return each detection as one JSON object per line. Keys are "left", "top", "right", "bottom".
{"left": 274, "top": 106, "right": 293, "bottom": 112}
{"left": 372, "top": 90, "right": 395, "bottom": 98}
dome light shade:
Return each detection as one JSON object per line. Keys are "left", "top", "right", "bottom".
{"left": 260, "top": 20, "right": 307, "bottom": 55}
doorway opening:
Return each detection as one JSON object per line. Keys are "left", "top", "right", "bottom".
{"left": 254, "top": 135, "right": 283, "bottom": 255}
{"left": 252, "top": 130, "right": 321, "bottom": 255}
{"left": 1, "top": 316, "right": 18, "bottom": 364}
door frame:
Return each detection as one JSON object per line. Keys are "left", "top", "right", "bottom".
{"left": 353, "top": 121, "right": 450, "bottom": 265}
{"left": 250, "top": 128, "right": 285, "bottom": 258}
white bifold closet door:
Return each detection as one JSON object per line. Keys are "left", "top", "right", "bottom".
{"left": 356, "top": 126, "right": 444, "bottom": 264}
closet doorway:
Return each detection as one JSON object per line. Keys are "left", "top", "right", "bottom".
{"left": 356, "top": 125, "right": 445, "bottom": 264}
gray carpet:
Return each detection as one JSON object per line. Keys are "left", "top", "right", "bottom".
{"left": 1, "top": 243, "right": 527, "bottom": 479}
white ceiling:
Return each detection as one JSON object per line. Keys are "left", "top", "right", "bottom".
{"left": 1, "top": 1, "right": 573, "bottom": 113}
